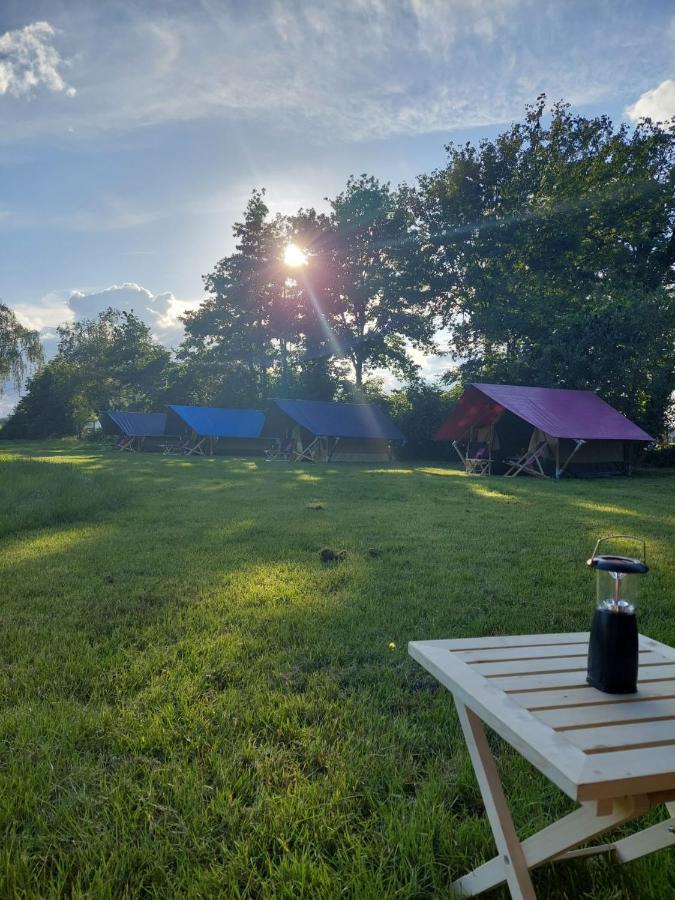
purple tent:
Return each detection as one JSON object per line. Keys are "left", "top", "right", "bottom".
{"left": 435, "top": 384, "right": 653, "bottom": 478}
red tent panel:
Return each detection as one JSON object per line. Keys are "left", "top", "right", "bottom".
{"left": 435, "top": 385, "right": 504, "bottom": 441}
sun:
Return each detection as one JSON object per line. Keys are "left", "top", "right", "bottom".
{"left": 283, "top": 243, "right": 307, "bottom": 267}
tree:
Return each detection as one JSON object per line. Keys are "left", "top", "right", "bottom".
{"left": 1, "top": 359, "right": 79, "bottom": 438}
{"left": 415, "top": 97, "right": 675, "bottom": 435}
{"left": 57, "top": 307, "right": 172, "bottom": 414}
{"left": 384, "top": 380, "right": 460, "bottom": 459}
{"left": 0, "top": 303, "right": 43, "bottom": 393}
{"left": 181, "top": 189, "right": 294, "bottom": 405}
{"left": 283, "top": 207, "right": 348, "bottom": 400}
{"left": 296, "top": 176, "right": 435, "bottom": 388}
{"left": 184, "top": 179, "right": 436, "bottom": 402}
{"left": 3, "top": 308, "right": 172, "bottom": 437}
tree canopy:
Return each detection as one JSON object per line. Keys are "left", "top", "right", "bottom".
{"left": 3, "top": 308, "right": 173, "bottom": 438}
{"left": 0, "top": 303, "right": 43, "bottom": 394}
{"left": 414, "top": 97, "right": 675, "bottom": 435}
{"left": 294, "top": 175, "right": 436, "bottom": 387}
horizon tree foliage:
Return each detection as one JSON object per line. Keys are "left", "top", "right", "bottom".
{"left": 2, "top": 308, "right": 173, "bottom": 438}
{"left": 180, "top": 189, "right": 300, "bottom": 406}
{"left": 57, "top": 307, "right": 172, "bottom": 410}
{"left": 291, "top": 175, "right": 436, "bottom": 388}
{"left": 414, "top": 96, "right": 675, "bottom": 435}
{"left": 0, "top": 302, "right": 43, "bottom": 394}
{"left": 281, "top": 206, "right": 348, "bottom": 400}
{"left": 182, "top": 177, "right": 436, "bottom": 399}
{"left": 1, "top": 359, "right": 81, "bottom": 438}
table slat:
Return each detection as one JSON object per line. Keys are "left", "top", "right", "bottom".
{"left": 536, "top": 698, "right": 675, "bottom": 730}
{"left": 473, "top": 655, "right": 672, "bottom": 678}
{"left": 456, "top": 643, "right": 590, "bottom": 663}
{"left": 493, "top": 665, "right": 675, "bottom": 693}
{"left": 563, "top": 720, "right": 675, "bottom": 753}
{"left": 510, "top": 680, "right": 675, "bottom": 711}
{"left": 419, "top": 632, "right": 591, "bottom": 652}
{"left": 578, "top": 745, "right": 675, "bottom": 798}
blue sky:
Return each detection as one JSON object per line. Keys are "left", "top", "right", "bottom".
{"left": 1, "top": 0, "right": 674, "bottom": 410}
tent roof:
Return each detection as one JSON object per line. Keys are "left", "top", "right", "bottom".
{"left": 435, "top": 383, "right": 653, "bottom": 442}
{"left": 269, "top": 398, "right": 405, "bottom": 440}
{"left": 168, "top": 405, "right": 265, "bottom": 438}
{"left": 105, "top": 410, "right": 169, "bottom": 437}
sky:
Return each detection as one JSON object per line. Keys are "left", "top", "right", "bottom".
{"left": 1, "top": 0, "right": 674, "bottom": 412}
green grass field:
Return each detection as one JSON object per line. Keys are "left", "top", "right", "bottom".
{"left": 1, "top": 441, "right": 673, "bottom": 899}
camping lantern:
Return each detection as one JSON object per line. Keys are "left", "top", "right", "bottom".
{"left": 586, "top": 536, "right": 648, "bottom": 694}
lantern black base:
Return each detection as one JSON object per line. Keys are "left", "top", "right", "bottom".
{"left": 586, "top": 608, "right": 639, "bottom": 695}
{"left": 585, "top": 675, "right": 638, "bottom": 694}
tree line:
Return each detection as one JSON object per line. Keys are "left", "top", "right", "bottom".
{"left": 2, "top": 98, "right": 675, "bottom": 447}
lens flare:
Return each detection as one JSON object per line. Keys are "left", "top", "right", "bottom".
{"left": 283, "top": 243, "right": 307, "bottom": 267}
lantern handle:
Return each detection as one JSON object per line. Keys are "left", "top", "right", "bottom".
{"left": 592, "top": 535, "right": 647, "bottom": 565}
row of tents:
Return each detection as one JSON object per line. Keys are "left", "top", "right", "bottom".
{"left": 103, "top": 384, "right": 654, "bottom": 476}
{"left": 104, "top": 399, "right": 405, "bottom": 463}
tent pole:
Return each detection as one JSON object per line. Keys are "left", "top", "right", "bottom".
{"left": 452, "top": 441, "right": 466, "bottom": 465}
{"left": 558, "top": 439, "right": 586, "bottom": 478}
{"left": 555, "top": 441, "right": 560, "bottom": 479}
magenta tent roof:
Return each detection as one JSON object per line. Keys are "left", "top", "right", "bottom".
{"left": 435, "top": 383, "right": 653, "bottom": 442}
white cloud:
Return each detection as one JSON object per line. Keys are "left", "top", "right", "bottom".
{"left": 0, "top": 4, "right": 671, "bottom": 150}
{"left": 0, "top": 21, "right": 74, "bottom": 98}
{"left": 626, "top": 79, "right": 675, "bottom": 124}
{"left": 5, "top": 0, "right": 663, "bottom": 145}
{"left": 14, "top": 283, "right": 197, "bottom": 365}
{"left": 68, "top": 283, "right": 194, "bottom": 348}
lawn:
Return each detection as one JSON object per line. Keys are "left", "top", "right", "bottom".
{"left": 0, "top": 441, "right": 673, "bottom": 899}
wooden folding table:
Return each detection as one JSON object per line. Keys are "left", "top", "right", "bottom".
{"left": 408, "top": 632, "right": 675, "bottom": 899}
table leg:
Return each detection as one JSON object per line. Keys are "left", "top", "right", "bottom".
{"left": 613, "top": 802, "right": 675, "bottom": 864}
{"left": 454, "top": 702, "right": 537, "bottom": 900}
{"left": 454, "top": 795, "right": 641, "bottom": 897}
{"left": 453, "top": 740, "right": 673, "bottom": 900}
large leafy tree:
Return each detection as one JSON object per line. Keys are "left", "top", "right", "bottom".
{"left": 3, "top": 308, "right": 172, "bottom": 437}
{"left": 185, "top": 179, "right": 436, "bottom": 405}
{"left": 283, "top": 207, "right": 348, "bottom": 399}
{"left": 415, "top": 97, "right": 675, "bottom": 435}
{"left": 181, "top": 189, "right": 296, "bottom": 404}
{"left": 0, "top": 302, "right": 43, "bottom": 393}
{"left": 1, "top": 360, "right": 79, "bottom": 438}
{"left": 57, "top": 306, "right": 172, "bottom": 412}
{"left": 296, "top": 176, "right": 435, "bottom": 387}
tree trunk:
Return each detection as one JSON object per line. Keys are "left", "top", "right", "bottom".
{"left": 354, "top": 357, "right": 363, "bottom": 387}
{"left": 280, "top": 339, "right": 288, "bottom": 393}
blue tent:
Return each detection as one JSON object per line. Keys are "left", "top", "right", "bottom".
{"left": 167, "top": 405, "right": 267, "bottom": 456}
{"left": 264, "top": 399, "right": 404, "bottom": 462}
{"left": 104, "top": 410, "right": 171, "bottom": 452}
{"left": 267, "top": 399, "right": 404, "bottom": 441}
{"left": 168, "top": 405, "right": 265, "bottom": 438}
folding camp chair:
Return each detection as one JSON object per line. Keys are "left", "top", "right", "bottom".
{"left": 117, "top": 435, "right": 139, "bottom": 452}
{"left": 504, "top": 440, "right": 549, "bottom": 478}
{"left": 184, "top": 436, "right": 209, "bottom": 456}
{"left": 161, "top": 437, "right": 188, "bottom": 455}
{"left": 265, "top": 438, "right": 294, "bottom": 462}
{"left": 293, "top": 436, "right": 321, "bottom": 463}
{"left": 453, "top": 440, "right": 492, "bottom": 475}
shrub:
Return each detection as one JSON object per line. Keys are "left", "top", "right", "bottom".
{"left": 639, "top": 442, "right": 675, "bottom": 468}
